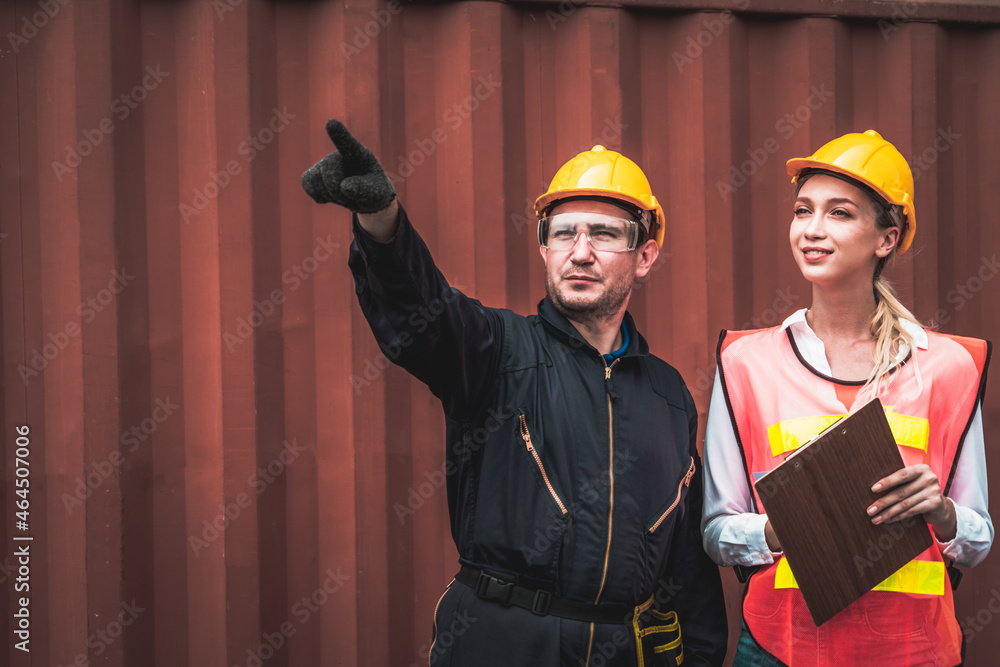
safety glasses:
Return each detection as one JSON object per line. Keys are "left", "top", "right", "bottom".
{"left": 537, "top": 212, "right": 640, "bottom": 253}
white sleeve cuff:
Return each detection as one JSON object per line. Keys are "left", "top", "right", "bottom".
{"left": 937, "top": 502, "right": 994, "bottom": 568}
{"left": 747, "top": 513, "right": 782, "bottom": 561}
{"left": 716, "top": 512, "right": 779, "bottom": 567}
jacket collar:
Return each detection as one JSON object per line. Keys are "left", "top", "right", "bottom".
{"left": 537, "top": 297, "right": 650, "bottom": 358}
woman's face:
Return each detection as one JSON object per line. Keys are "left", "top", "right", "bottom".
{"left": 789, "top": 174, "right": 898, "bottom": 288}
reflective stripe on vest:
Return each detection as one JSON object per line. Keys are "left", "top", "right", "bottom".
{"left": 773, "top": 556, "right": 946, "bottom": 596}
{"left": 766, "top": 406, "right": 929, "bottom": 457}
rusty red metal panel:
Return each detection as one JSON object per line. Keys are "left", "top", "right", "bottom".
{"left": 0, "top": 4, "right": 18, "bottom": 664}
{"left": 340, "top": 1, "right": 393, "bottom": 664}
{"left": 947, "top": 28, "right": 1000, "bottom": 667}
{"left": 75, "top": 3, "right": 127, "bottom": 667}
{"left": 213, "top": 1, "right": 261, "bottom": 665}
{"left": 110, "top": 0, "right": 157, "bottom": 661}
{"left": 2, "top": 2, "right": 1000, "bottom": 667}
{"left": 516, "top": 0, "right": 1000, "bottom": 23}
{"left": 302, "top": 4, "right": 364, "bottom": 665}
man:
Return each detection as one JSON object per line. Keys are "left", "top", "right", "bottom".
{"left": 303, "top": 120, "right": 727, "bottom": 666}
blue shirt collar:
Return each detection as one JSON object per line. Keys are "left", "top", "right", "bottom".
{"left": 602, "top": 322, "right": 630, "bottom": 364}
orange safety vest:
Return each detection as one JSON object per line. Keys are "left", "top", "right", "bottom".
{"left": 717, "top": 325, "right": 990, "bottom": 667}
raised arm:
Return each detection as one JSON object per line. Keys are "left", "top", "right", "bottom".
{"left": 303, "top": 120, "right": 501, "bottom": 420}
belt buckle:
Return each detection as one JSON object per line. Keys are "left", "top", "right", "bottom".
{"left": 474, "top": 571, "right": 491, "bottom": 597}
{"left": 475, "top": 571, "right": 515, "bottom": 606}
{"left": 531, "top": 589, "right": 551, "bottom": 615}
{"left": 493, "top": 579, "right": 514, "bottom": 606}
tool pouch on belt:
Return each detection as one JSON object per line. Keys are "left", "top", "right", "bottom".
{"left": 631, "top": 596, "right": 683, "bottom": 666}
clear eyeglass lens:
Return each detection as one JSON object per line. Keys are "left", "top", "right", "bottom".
{"left": 543, "top": 213, "right": 635, "bottom": 252}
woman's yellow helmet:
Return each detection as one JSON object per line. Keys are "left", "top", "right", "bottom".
{"left": 786, "top": 130, "right": 916, "bottom": 254}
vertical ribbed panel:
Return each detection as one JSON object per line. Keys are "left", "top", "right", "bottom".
{"left": 1, "top": 2, "right": 998, "bottom": 666}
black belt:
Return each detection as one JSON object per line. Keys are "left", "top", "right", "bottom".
{"left": 456, "top": 566, "right": 634, "bottom": 625}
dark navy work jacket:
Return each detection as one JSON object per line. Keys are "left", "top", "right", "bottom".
{"left": 349, "top": 206, "right": 726, "bottom": 666}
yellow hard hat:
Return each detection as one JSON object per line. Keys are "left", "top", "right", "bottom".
{"left": 534, "top": 145, "right": 666, "bottom": 248}
{"left": 786, "top": 130, "right": 916, "bottom": 254}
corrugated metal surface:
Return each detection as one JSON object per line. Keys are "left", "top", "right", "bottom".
{"left": 1, "top": 1, "right": 998, "bottom": 665}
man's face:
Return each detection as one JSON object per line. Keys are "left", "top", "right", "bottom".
{"left": 539, "top": 199, "right": 659, "bottom": 322}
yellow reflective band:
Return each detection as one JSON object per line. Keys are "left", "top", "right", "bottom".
{"left": 884, "top": 408, "right": 929, "bottom": 452}
{"left": 871, "top": 559, "right": 945, "bottom": 595}
{"left": 773, "top": 557, "right": 799, "bottom": 589}
{"left": 773, "top": 557, "right": 945, "bottom": 596}
{"left": 767, "top": 415, "right": 844, "bottom": 457}
{"left": 767, "top": 408, "right": 930, "bottom": 457}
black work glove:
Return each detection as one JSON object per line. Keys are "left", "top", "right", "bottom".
{"left": 301, "top": 119, "right": 396, "bottom": 213}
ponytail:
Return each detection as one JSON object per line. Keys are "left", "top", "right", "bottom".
{"left": 868, "top": 273, "right": 921, "bottom": 392}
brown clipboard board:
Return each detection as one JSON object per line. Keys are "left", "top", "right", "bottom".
{"left": 753, "top": 397, "right": 934, "bottom": 626}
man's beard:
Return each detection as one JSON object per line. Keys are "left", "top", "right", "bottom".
{"left": 546, "top": 269, "right": 634, "bottom": 322}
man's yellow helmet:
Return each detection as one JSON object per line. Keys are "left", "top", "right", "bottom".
{"left": 535, "top": 146, "right": 666, "bottom": 249}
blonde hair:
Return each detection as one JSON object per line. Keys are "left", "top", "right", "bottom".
{"left": 796, "top": 171, "right": 923, "bottom": 392}
{"left": 869, "top": 274, "right": 920, "bottom": 391}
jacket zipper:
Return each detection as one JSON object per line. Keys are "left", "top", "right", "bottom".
{"left": 648, "top": 457, "right": 696, "bottom": 533}
{"left": 518, "top": 412, "right": 568, "bottom": 515}
{"left": 587, "top": 358, "right": 621, "bottom": 667}
{"left": 594, "top": 358, "right": 620, "bottom": 604}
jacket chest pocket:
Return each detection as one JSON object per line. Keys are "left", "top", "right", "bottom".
{"left": 471, "top": 408, "right": 570, "bottom": 576}
{"left": 645, "top": 457, "right": 695, "bottom": 535}
{"left": 517, "top": 409, "right": 569, "bottom": 515}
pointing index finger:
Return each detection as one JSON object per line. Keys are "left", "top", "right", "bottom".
{"left": 325, "top": 119, "right": 368, "bottom": 161}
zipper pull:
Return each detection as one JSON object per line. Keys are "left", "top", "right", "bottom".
{"left": 518, "top": 413, "right": 533, "bottom": 449}
{"left": 604, "top": 364, "right": 618, "bottom": 399}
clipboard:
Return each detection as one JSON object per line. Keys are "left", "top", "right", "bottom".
{"left": 753, "top": 397, "right": 934, "bottom": 626}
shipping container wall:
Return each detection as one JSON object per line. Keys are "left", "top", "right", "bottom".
{"left": 1, "top": 0, "right": 999, "bottom": 665}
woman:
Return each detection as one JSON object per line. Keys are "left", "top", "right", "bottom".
{"left": 702, "top": 130, "right": 992, "bottom": 666}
